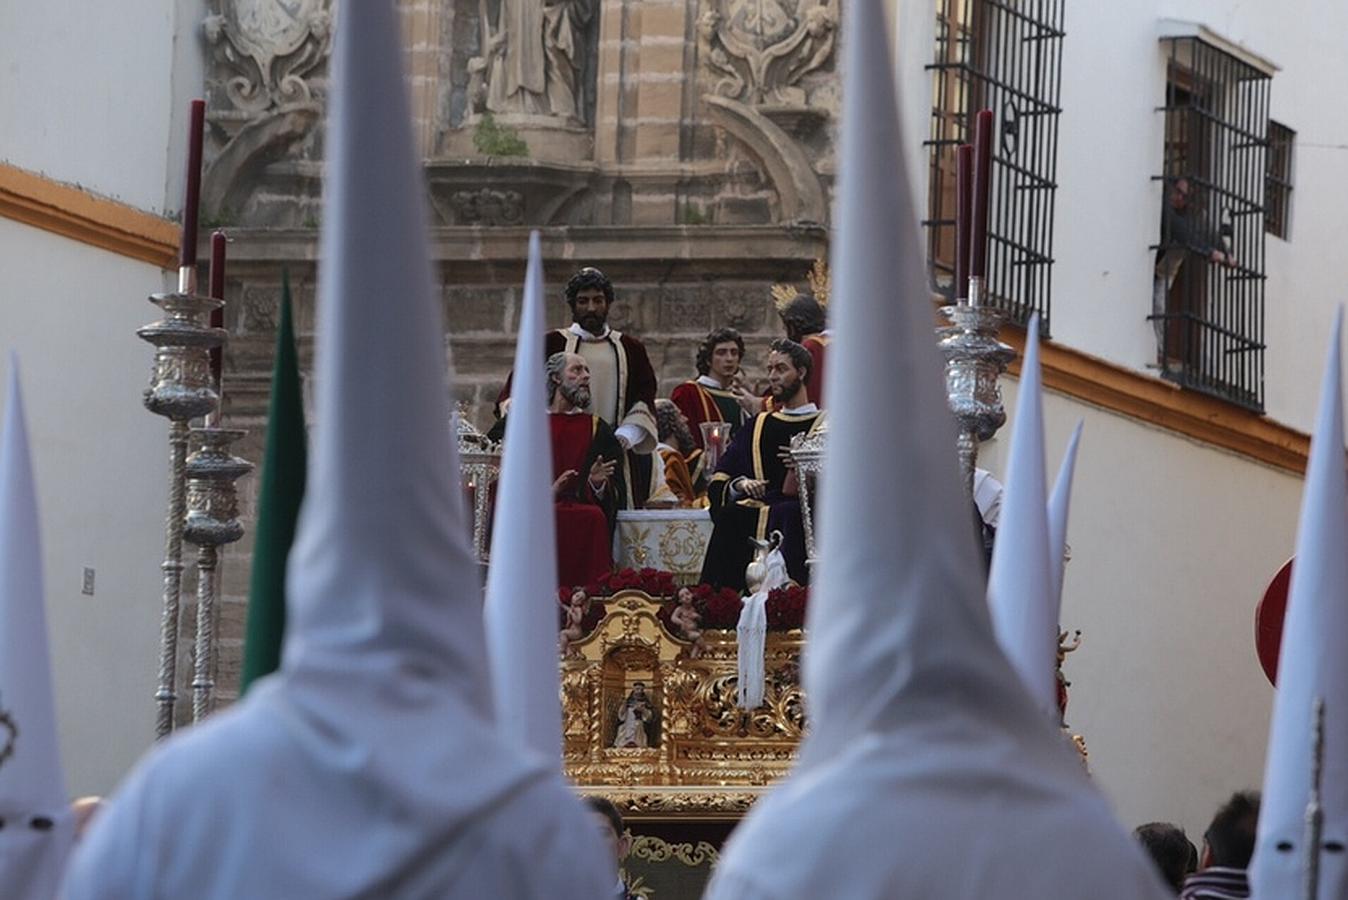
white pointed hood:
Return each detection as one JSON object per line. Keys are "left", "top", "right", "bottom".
{"left": 1251, "top": 308, "right": 1348, "bottom": 899}
{"left": 62, "top": 2, "right": 611, "bottom": 896}
{"left": 1047, "top": 420, "right": 1083, "bottom": 614}
{"left": 987, "top": 321, "right": 1057, "bottom": 716}
{"left": 0, "top": 361, "right": 75, "bottom": 900}
{"left": 703, "top": 1, "right": 1167, "bottom": 896}
{"left": 483, "top": 231, "right": 565, "bottom": 762}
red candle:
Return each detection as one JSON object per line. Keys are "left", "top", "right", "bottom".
{"left": 969, "top": 108, "right": 994, "bottom": 280}
{"left": 208, "top": 231, "right": 226, "bottom": 392}
{"left": 179, "top": 99, "right": 206, "bottom": 269}
{"left": 954, "top": 143, "right": 973, "bottom": 299}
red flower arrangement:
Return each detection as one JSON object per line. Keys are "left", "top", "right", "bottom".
{"left": 584, "top": 567, "right": 678, "bottom": 599}
{"left": 765, "top": 584, "right": 809, "bottom": 631}
{"left": 559, "top": 569, "right": 810, "bottom": 637}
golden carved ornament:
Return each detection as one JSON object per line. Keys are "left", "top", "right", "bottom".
{"left": 771, "top": 258, "right": 831, "bottom": 312}
{"left": 563, "top": 591, "right": 804, "bottom": 794}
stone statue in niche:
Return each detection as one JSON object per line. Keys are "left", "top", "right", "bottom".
{"left": 474, "top": 0, "right": 595, "bottom": 123}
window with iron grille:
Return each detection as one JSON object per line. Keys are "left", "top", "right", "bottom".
{"left": 1266, "top": 121, "right": 1294, "bottom": 239}
{"left": 925, "top": 0, "right": 1066, "bottom": 332}
{"left": 1153, "top": 36, "right": 1270, "bottom": 412}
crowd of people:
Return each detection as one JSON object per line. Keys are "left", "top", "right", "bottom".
{"left": 1134, "top": 792, "right": 1261, "bottom": 898}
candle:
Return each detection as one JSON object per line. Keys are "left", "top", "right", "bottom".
{"left": 179, "top": 99, "right": 206, "bottom": 269}
{"left": 207, "top": 231, "right": 225, "bottom": 426}
{"left": 969, "top": 108, "right": 994, "bottom": 280}
{"left": 955, "top": 143, "right": 973, "bottom": 300}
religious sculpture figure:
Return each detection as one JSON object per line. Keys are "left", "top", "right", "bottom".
{"left": 670, "top": 328, "right": 759, "bottom": 452}
{"left": 613, "top": 682, "right": 654, "bottom": 748}
{"left": 559, "top": 588, "right": 591, "bottom": 655}
{"left": 497, "top": 267, "right": 659, "bottom": 510}
{"left": 669, "top": 586, "right": 706, "bottom": 658}
{"left": 489, "top": 351, "right": 623, "bottom": 587}
{"left": 699, "top": 340, "right": 822, "bottom": 591}
{"left": 481, "top": 0, "right": 594, "bottom": 123}
{"left": 770, "top": 261, "right": 831, "bottom": 409}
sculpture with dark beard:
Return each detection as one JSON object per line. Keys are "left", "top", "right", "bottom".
{"left": 560, "top": 381, "right": 591, "bottom": 412}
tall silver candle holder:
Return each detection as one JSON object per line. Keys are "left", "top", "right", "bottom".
{"left": 183, "top": 426, "right": 252, "bottom": 722}
{"left": 938, "top": 276, "right": 1016, "bottom": 495}
{"left": 454, "top": 406, "right": 502, "bottom": 567}
{"left": 138, "top": 267, "right": 225, "bottom": 738}
{"left": 790, "top": 423, "right": 827, "bottom": 569}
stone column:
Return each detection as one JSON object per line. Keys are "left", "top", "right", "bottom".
{"left": 400, "top": 0, "right": 448, "bottom": 159}
{"left": 594, "top": 0, "right": 692, "bottom": 224}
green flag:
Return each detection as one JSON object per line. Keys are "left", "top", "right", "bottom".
{"left": 240, "top": 275, "right": 307, "bottom": 694}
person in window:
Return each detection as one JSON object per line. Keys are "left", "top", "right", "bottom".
{"left": 1153, "top": 177, "right": 1238, "bottom": 368}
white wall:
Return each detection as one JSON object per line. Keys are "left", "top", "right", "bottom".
{"left": 977, "top": 385, "right": 1301, "bottom": 839}
{"left": 0, "top": 1, "right": 207, "bottom": 793}
{"left": 1050, "top": 0, "right": 1348, "bottom": 434}
{"left": 891, "top": 0, "right": 1343, "bottom": 836}
{"left": 0, "top": 1, "right": 182, "bottom": 213}
{"left": 0, "top": 220, "right": 173, "bottom": 795}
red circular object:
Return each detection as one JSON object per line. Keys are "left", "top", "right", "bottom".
{"left": 1255, "top": 558, "right": 1293, "bottom": 686}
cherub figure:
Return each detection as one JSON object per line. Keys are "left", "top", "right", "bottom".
{"left": 559, "top": 588, "right": 590, "bottom": 655}
{"left": 669, "top": 586, "right": 706, "bottom": 658}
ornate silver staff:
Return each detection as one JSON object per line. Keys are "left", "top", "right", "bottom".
{"left": 1304, "top": 696, "right": 1326, "bottom": 900}
{"left": 139, "top": 281, "right": 223, "bottom": 737}
{"left": 938, "top": 276, "right": 1015, "bottom": 495}
{"left": 140, "top": 98, "right": 224, "bottom": 738}
{"left": 184, "top": 426, "right": 252, "bottom": 721}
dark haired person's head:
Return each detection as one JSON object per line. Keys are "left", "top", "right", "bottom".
{"left": 656, "top": 399, "right": 695, "bottom": 455}
{"left": 585, "top": 796, "right": 632, "bottom": 867}
{"left": 1203, "top": 791, "right": 1260, "bottom": 869}
{"left": 776, "top": 293, "right": 826, "bottom": 343}
{"left": 565, "top": 267, "right": 615, "bottom": 334}
{"left": 1134, "top": 822, "right": 1197, "bottom": 891}
{"left": 766, "top": 338, "right": 812, "bottom": 407}
{"left": 696, "top": 328, "right": 745, "bottom": 380}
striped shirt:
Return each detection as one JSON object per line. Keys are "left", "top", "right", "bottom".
{"left": 1180, "top": 867, "right": 1249, "bottom": 899}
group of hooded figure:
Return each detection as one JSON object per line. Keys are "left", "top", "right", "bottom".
{"left": 1, "top": 0, "right": 1343, "bottom": 897}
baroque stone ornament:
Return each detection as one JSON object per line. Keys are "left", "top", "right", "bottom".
{"left": 697, "top": 0, "right": 839, "bottom": 106}
{"left": 204, "top": 0, "right": 334, "bottom": 114}
{"left": 448, "top": 188, "right": 525, "bottom": 226}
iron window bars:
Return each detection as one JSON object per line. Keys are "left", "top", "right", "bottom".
{"left": 925, "top": 0, "right": 1066, "bottom": 334}
{"left": 1154, "top": 35, "right": 1269, "bottom": 411}
{"left": 1265, "top": 120, "right": 1294, "bottom": 240}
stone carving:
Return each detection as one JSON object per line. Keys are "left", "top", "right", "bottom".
{"left": 204, "top": 0, "right": 334, "bottom": 114}
{"left": 470, "top": 0, "right": 596, "bottom": 124}
{"left": 448, "top": 188, "right": 526, "bottom": 226}
{"left": 697, "top": 0, "right": 838, "bottom": 106}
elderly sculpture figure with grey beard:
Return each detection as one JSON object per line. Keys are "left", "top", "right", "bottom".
{"left": 489, "top": 351, "right": 623, "bottom": 588}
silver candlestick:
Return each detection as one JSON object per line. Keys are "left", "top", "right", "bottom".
{"left": 138, "top": 266, "right": 225, "bottom": 738}
{"left": 183, "top": 426, "right": 252, "bottom": 722}
{"left": 455, "top": 406, "right": 502, "bottom": 567}
{"left": 938, "top": 276, "right": 1016, "bottom": 495}
{"left": 789, "top": 422, "right": 827, "bottom": 569}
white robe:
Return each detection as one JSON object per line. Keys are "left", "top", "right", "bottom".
{"left": 614, "top": 701, "right": 651, "bottom": 748}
